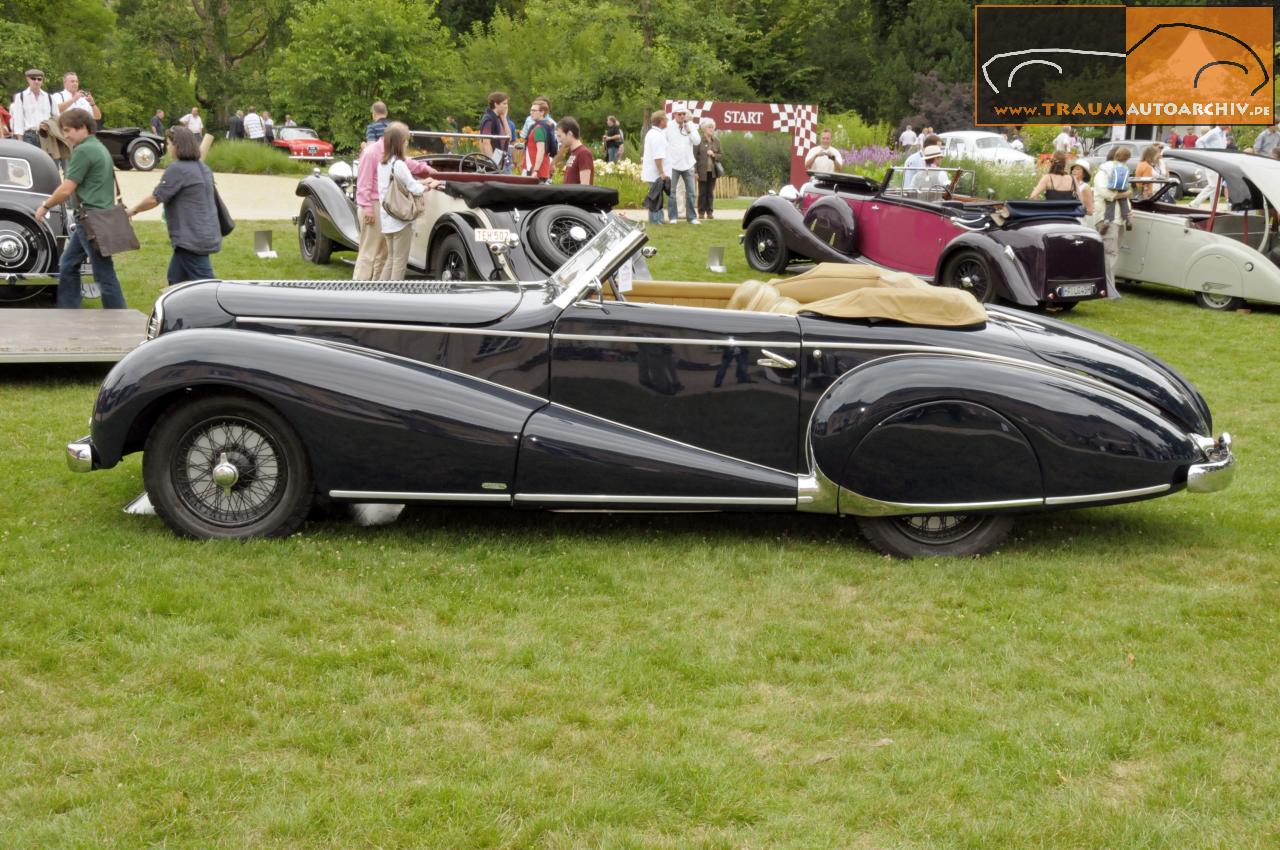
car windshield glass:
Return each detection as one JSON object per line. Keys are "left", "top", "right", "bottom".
{"left": 550, "top": 216, "right": 646, "bottom": 304}
{"left": 885, "top": 166, "right": 976, "bottom": 199}
{"left": 281, "top": 128, "right": 317, "bottom": 141}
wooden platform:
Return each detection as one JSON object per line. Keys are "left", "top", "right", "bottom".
{"left": 0, "top": 309, "right": 148, "bottom": 363}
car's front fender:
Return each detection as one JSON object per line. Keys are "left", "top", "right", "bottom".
{"left": 743, "top": 195, "right": 851, "bottom": 264}
{"left": 810, "top": 352, "right": 1203, "bottom": 513}
{"left": 295, "top": 175, "right": 359, "bottom": 248}
{"left": 89, "top": 329, "right": 546, "bottom": 496}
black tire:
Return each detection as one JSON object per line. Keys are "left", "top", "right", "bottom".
{"left": 942, "top": 250, "right": 997, "bottom": 303}
{"left": 1194, "top": 291, "right": 1245, "bottom": 311}
{"left": 129, "top": 142, "right": 159, "bottom": 171}
{"left": 744, "top": 216, "right": 790, "bottom": 274}
{"left": 143, "top": 394, "right": 314, "bottom": 539}
{"left": 0, "top": 283, "right": 54, "bottom": 305}
{"left": 430, "top": 231, "right": 473, "bottom": 281}
{"left": 297, "top": 197, "right": 333, "bottom": 264}
{"left": 1168, "top": 175, "right": 1184, "bottom": 202}
{"left": 856, "top": 514, "right": 1015, "bottom": 559}
{"left": 527, "top": 205, "right": 601, "bottom": 269}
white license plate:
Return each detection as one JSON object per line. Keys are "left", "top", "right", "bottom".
{"left": 474, "top": 228, "right": 513, "bottom": 244}
{"left": 1059, "top": 283, "right": 1095, "bottom": 297}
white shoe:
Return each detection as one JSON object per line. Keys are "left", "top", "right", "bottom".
{"left": 689, "top": 219, "right": 701, "bottom": 225}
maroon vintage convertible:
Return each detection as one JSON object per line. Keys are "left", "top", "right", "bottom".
{"left": 742, "top": 168, "right": 1108, "bottom": 310}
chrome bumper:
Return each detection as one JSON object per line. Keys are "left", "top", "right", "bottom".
{"left": 1187, "top": 432, "right": 1234, "bottom": 493}
{"left": 66, "top": 437, "right": 95, "bottom": 473}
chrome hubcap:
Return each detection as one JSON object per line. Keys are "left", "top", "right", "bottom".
{"left": 212, "top": 451, "right": 240, "bottom": 494}
{"left": 134, "top": 147, "right": 156, "bottom": 168}
{"left": 0, "top": 235, "right": 22, "bottom": 262}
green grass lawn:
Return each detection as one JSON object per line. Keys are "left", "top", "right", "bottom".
{"left": 3, "top": 222, "right": 1279, "bottom": 848}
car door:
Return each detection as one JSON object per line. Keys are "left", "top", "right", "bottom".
{"left": 861, "top": 199, "right": 949, "bottom": 277}
{"left": 513, "top": 300, "right": 804, "bottom": 503}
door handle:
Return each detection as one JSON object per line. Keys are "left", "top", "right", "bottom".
{"left": 870, "top": 204, "right": 881, "bottom": 211}
{"left": 757, "top": 349, "right": 796, "bottom": 369}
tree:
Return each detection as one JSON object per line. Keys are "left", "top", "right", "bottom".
{"left": 269, "top": 0, "right": 463, "bottom": 150}
{"left": 0, "top": 22, "right": 48, "bottom": 93}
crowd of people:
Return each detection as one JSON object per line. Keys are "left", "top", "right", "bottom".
{"left": 640, "top": 105, "right": 723, "bottom": 225}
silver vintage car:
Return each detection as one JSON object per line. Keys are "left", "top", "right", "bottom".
{"left": 1116, "top": 149, "right": 1280, "bottom": 311}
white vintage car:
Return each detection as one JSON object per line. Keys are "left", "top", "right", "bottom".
{"left": 1116, "top": 150, "right": 1280, "bottom": 311}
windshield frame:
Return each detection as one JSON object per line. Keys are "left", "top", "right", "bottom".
{"left": 549, "top": 216, "right": 648, "bottom": 308}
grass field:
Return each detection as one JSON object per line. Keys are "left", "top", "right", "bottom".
{"left": 2, "top": 222, "right": 1279, "bottom": 848}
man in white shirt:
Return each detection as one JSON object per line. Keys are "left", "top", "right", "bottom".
{"left": 1195, "top": 124, "right": 1228, "bottom": 150}
{"left": 898, "top": 124, "right": 917, "bottom": 149}
{"left": 663, "top": 106, "right": 701, "bottom": 224}
{"left": 641, "top": 111, "right": 669, "bottom": 225}
{"left": 909, "top": 146, "right": 948, "bottom": 190}
{"left": 900, "top": 132, "right": 941, "bottom": 185}
{"left": 805, "top": 129, "right": 843, "bottom": 173}
{"left": 53, "top": 72, "right": 101, "bottom": 123}
{"left": 178, "top": 107, "right": 204, "bottom": 137}
{"left": 243, "top": 107, "right": 265, "bottom": 141}
{"left": 10, "top": 69, "right": 56, "bottom": 147}
{"left": 1052, "top": 125, "right": 1074, "bottom": 154}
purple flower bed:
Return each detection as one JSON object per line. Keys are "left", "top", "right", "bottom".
{"left": 839, "top": 145, "right": 896, "bottom": 169}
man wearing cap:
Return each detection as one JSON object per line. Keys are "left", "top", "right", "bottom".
{"left": 10, "top": 69, "right": 56, "bottom": 148}
{"left": 664, "top": 106, "right": 701, "bottom": 224}
{"left": 900, "top": 133, "right": 941, "bottom": 186}
{"left": 909, "top": 145, "right": 948, "bottom": 190}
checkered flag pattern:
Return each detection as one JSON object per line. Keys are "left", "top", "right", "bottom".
{"left": 770, "top": 103, "right": 819, "bottom": 155}
{"left": 665, "top": 100, "right": 713, "bottom": 121}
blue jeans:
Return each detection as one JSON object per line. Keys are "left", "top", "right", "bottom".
{"left": 168, "top": 247, "right": 215, "bottom": 284}
{"left": 668, "top": 168, "right": 696, "bottom": 222}
{"left": 648, "top": 178, "right": 667, "bottom": 224}
{"left": 57, "top": 225, "right": 126, "bottom": 309}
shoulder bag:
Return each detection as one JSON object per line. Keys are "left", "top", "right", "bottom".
{"left": 213, "top": 180, "right": 235, "bottom": 236}
{"left": 78, "top": 172, "right": 139, "bottom": 257}
{"left": 381, "top": 158, "right": 426, "bottom": 222}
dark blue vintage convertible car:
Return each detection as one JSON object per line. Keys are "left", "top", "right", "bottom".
{"left": 66, "top": 217, "right": 1233, "bottom": 557}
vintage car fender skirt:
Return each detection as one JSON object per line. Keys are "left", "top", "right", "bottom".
{"left": 143, "top": 393, "right": 314, "bottom": 539}
{"left": 801, "top": 196, "right": 857, "bottom": 256}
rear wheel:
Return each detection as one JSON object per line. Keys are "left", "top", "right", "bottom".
{"left": 527, "top": 205, "right": 601, "bottom": 269}
{"left": 297, "top": 198, "right": 333, "bottom": 264}
{"left": 942, "top": 250, "right": 996, "bottom": 303}
{"left": 430, "top": 231, "right": 473, "bottom": 281}
{"left": 1195, "top": 291, "right": 1245, "bottom": 311}
{"left": 0, "top": 214, "right": 56, "bottom": 305}
{"left": 129, "top": 142, "right": 159, "bottom": 171}
{"left": 143, "top": 394, "right": 314, "bottom": 539}
{"left": 744, "top": 216, "right": 789, "bottom": 274}
{"left": 856, "top": 514, "right": 1014, "bottom": 558}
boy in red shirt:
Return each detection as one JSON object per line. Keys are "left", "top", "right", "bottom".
{"left": 557, "top": 117, "right": 594, "bottom": 185}
{"left": 523, "top": 100, "right": 553, "bottom": 182}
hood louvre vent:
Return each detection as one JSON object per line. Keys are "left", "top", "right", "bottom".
{"left": 244, "top": 280, "right": 459, "bottom": 295}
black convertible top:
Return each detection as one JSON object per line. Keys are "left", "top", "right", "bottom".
{"left": 442, "top": 181, "right": 618, "bottom": 210}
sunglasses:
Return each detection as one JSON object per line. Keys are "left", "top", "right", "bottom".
{"left": 27, "top": 75, "right": 43, "bottom": 81}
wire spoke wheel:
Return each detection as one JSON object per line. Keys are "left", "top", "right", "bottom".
{"left": 173, "top": 418, "right": 284, "bottom": 527}
{"left": 548, "top": 215, "right": 590, "bottom": 257}
{"left": 949, "top": 255, "right": 994, "bottom": 302}
{"left": 744, "top": 217, "right": 789, "bottom": 274}
{"left": 892, "top": 514, "right": 987, "bottom": 545}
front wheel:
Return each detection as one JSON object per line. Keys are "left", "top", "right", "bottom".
{"left": 297, "top": 198, "right": 333, "bottom": 264}
{"left": 856, "top": 514, "right": 1015, "bottom": 558}
{"left": 744, "top": 216, "right": 789, "bottom": 274}
{"left": 129, "top": 142, "right": 159, "bottom": 171}
{"left": 941, "top": 250, "right": 996, "bottom": 303}
{"left": 430, "top": 231, "right": 473, "bottom": 281}
{"left": 1195, "top": 291, "right": 1244, "bottom": 311}
{"left": 143, "top": 394, "right": 314, "bottom": 539}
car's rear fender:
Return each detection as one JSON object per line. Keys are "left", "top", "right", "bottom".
{"left": 296, "top": 175, "right": 358, "bottom": 247}
{"left": 428, "top": 212, "right": 506, "bottom": 280}
{"left": 809, "top": 352, "right": 1202, "bottom": 513}
{"left": 936, "top": 232, "right": 1038, "bottom": 306}
{"left": 90, "top": 328, "right": 545, "bottom": 497}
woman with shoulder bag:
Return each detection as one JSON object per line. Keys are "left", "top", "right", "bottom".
{"left": 695, "top": 118, "right": 722, "bottom": 220}
{"left": 128, "top": 127, "right": 225, "bottom": 284}
{"left": 378, "top": 122, "right": 440, "bottom": 280}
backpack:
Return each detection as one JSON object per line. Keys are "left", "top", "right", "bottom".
{"left": 537, "top": 118, "right": 559, "bottom": 157}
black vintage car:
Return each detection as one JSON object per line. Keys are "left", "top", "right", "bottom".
{"left": 66, "top": 217, "right": 1234, "bottom": 557}
{"left": 297, "top": 133, "right": 618, "bottom": 281}
{"left": 98, "top": 128, "right": 165, "bottom": 171}
{"left": 0, "top": 138, "right": 74, "bottom": 303}
{"left": 743, "top": 168, "right": 1108, "bottom": 310}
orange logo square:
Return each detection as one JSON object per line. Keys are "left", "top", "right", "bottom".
{"left": 1126, "top": 7, "right": 1273, "bottom": 124}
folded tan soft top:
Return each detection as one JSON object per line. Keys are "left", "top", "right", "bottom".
{"left": 800, "top": 286, "right": 987, "bottom": 327}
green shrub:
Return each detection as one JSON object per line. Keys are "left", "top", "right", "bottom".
{"left": 1021, "top": 125, "right": 1061, "bottom": 156}
{"left": 821, "top": 109, "right": 894, "bottom": 150}
{"left": 951, "top": 157, "right": 1040, "bottom": 200}
{"left": 202, "top": 140, "right": 316, "bottom": 176}
{"left": 717, "top": 131, "right": 792, "bottom": 195}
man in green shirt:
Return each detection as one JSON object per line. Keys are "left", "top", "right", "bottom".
{"left": 33, "top": 109, "right": 127, "bottom": 308}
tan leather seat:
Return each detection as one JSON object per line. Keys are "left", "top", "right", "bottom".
{"left": 745, "top": 284, "right": 783, "bottom": 312}
{"left": 769, "top": 297, "right": 802, "bottom": 315}
{"left": 727, "top": 279, "right": 766, "bottom": 310}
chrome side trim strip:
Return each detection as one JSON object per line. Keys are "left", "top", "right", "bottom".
{"left": 238, "top": 316, "right": 551, "bottom": 339}
{"left": 555, "top": 333, "right": 801, "bottom": 348}
{"left": 329, "top": 490, "right": 511, "bottom": 502}
{"left": 513, "top": 494, "right": 796, "bottom": 506}
{"left": 1044, "top": 484, "right": 1170, "bottom": 505}
{"left": 840, "top": 491, "right": 1044, "bottom": 517}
